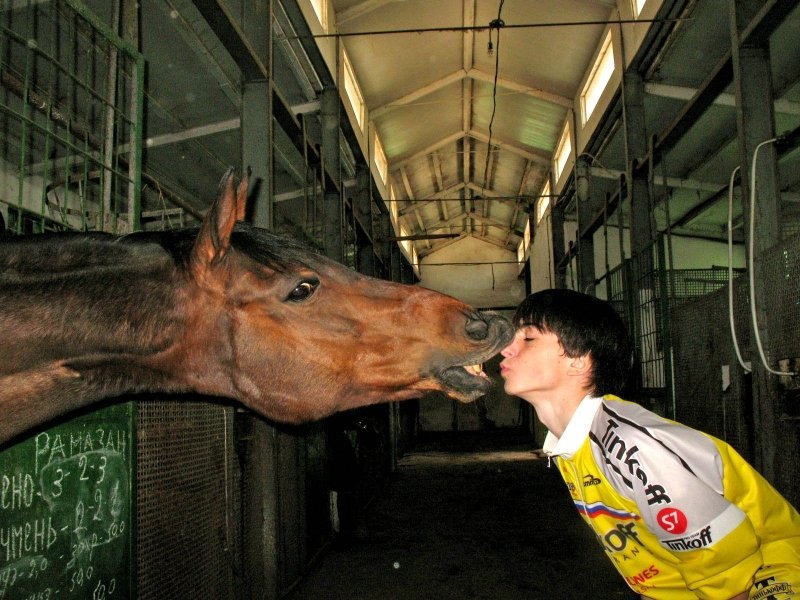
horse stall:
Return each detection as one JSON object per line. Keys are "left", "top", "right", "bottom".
{"left": 604, "top": 233, "right": 800, "bottom": 509}
{"left": 0, "top": 3, "right": 143, "bottom": 598}
{"left": 670, "top": 233, "right": 800, "bottom": 508}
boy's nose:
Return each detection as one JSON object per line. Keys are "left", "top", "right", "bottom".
{"left": 500, "top": 337, "right": 518, "bottom": 357}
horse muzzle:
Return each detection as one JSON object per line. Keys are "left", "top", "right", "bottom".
{"left": 434, "top": 311, "right": 514, "bottom": 401}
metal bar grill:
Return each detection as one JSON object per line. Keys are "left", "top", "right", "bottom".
{"left": 137, "top": 400, "right": 241, "bottom": 599}
{"left": 0, "top": 0, "right": 142, "bottom": 234}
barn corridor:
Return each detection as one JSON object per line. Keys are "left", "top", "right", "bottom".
{"left": 284, "top": 432, "right": 636, "bottom": 600}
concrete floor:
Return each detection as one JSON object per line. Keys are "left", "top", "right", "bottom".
{"left": 284, "top": 431, "right": 637, "bottom": 600}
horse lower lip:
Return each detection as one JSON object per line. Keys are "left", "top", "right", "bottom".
{"left": 438, "top": 366, "right": 492, "bottom": 397}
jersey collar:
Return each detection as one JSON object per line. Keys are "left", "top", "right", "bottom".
{"left": 543, "top": 395, "right": 602, "bottom": 458}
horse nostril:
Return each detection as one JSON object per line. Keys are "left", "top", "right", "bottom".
{"left": 465, "top": 314, "right": 489, "bottom": 341}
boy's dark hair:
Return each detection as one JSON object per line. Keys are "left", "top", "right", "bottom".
{"left": 514, "top": 288, "right": 633, "bottom": 395}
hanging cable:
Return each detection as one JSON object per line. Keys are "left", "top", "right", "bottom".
{"left": 726, "top": 165, "right": 750, "bottom": 373}
{"left": 481, "top": 0, "right": 504, "bottom": 195}
{"left": 747, "top": 138, "right": 796, "bottom": 376}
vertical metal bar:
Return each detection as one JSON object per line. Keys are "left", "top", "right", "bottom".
{"left": 657, "top": 235, "right": 675, "bottom": 418}
{"left": 129, "top": 51, "right": 144, "bottom": 232}
{"left": 101, "top": 0, "right": 120, "bottom": 232}
{"left": 15, "top": 7, "right": 34, "bottom": 234}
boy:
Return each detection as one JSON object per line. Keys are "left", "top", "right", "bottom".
{"left": 499, "top": 288, "right": 800, "bottom": 599}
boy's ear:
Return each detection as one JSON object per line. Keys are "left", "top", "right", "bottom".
{"left": 567, "top": 354, "right": 592, "bottom": 377}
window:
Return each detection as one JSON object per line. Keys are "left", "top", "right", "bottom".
{"left": 517, "top": 217, "right": 531, "bottom": 264}
{"left": 310, "top": 0, "right": 328, "bottom": 30}
{"left": 580, "top": 31, "right": 615, "bottom": 125}
{"left": 536, "top": 181, "right": 551, "bottom": 224}
{"left": 373, "top": 132, "right": 388, "bottom": 184}
{"left": 342, "top": 50, "right": 365, "bottom": 129}
{"left": 632, "top": 0, "right": 647, "bottom": 18}
{"left": 388, "top": 184, "right": 399, "bottom": 227}
{"left": 554, "top": 124, "right": 572, "bottom": 182}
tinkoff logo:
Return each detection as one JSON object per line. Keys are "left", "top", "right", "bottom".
{"left": 664, "top": 526, "right": 712, "bottom": 551}
{"left": 752, "top": 576, "right": 795, "bottom": 600}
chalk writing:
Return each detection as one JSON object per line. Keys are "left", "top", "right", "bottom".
{"left": 0, "top": 404, "right": 133, "bottom": 599}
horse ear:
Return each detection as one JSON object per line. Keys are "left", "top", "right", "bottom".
{"left": 190, "top": 168, "right": 248, "bottom": 279}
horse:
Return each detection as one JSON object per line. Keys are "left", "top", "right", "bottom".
{"left": 0, "top": 169, "right": 513, "bottom": 446}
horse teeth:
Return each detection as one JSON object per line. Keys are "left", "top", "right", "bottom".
{"left": 464, "top": 364, "right": 487, "bottom": 378}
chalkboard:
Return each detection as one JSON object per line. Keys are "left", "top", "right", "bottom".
{"left": 0, "top": 403, "right": 135, "bottom": 600}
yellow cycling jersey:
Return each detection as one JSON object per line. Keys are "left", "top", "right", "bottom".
{"left": 543, "top": 395, "right": 800, "bottom": 599}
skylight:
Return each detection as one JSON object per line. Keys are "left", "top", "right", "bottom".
{"left": 580, "top": 31, "right": 615, "bottom": 126}
{"left": 554, "top": 124, "right": 572, "bottom": 182}
{"left": 310, "top": 0, "right": 328, "bottom": 30}
{"left": 632, "top": 0, "right": 648, "bottom": 18}
{"left": 342, "top": 50, "right": 364, "bottom": 130}
{"left": 536, "top": 180, "right": 551, "bottom": 224}
{"left": 373, "top": 132, "right": 388, "bottom": 184}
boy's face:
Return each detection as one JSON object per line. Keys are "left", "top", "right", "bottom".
{"left": 499, "top": 325, "right": 577, "bottom": 400}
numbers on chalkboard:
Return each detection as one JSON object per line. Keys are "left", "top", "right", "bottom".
{"left": 93, "top": 489, "right": 103, "bottom": 522}
{"left": 1, "top": 408, "right": 132, "bottom": 599}
{"left": 50, "top": 468, "right": 65, "bottom": 498}
{"left": 74, "top": 501, "right": 85, "bottom": 536}
{"left": 96, "top": 456, "right": 107, "bottom": 485}
{"left": 92, "top": 577, "right": 116, "bottom": 600}
{"left": 78, "top": 456, "right": 90, "bottom": 482}
{"left": 68, "top": 565, "right": 93, "bottom": 592}
{"left": 26, "top": 557, "right": 47, "bottom": 580}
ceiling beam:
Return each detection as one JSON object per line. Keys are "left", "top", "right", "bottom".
{"left": 154, "top": 0, "right": 240, "bottom": 105}
{"left": 463, "top": 0, "right": 475, "bottom": 72}
{"left": 371, "top": 70, "right": 466, "bottom": 120}
{"left": 391, "top": 131, "right": 465, "bottom": 171}
{"left": 468, "top": 130, "right": 550, "bottom": 164}
{"left": 645, "top": 82, "right": 800, "bottom": 116}
{"left": 467, "top": 69, "right": 573, "bottom": 109}
{"left": 192, "top": 0, "right": 266, "bottom": 80}
{"left": 336, "top": 0, "right": 401, "bottom": 26}
{"left": 399, "top": 183, "right": 465, "bottom": 216}
{"left": 371, "top": 66, "right": 572, "bottom": 121}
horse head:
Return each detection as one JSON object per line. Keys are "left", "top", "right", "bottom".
{"left": 173, "top": 169, "right": 514, "bottom": 423}
{"left": 0, "top": 169, "right": 513, "bottom": 443}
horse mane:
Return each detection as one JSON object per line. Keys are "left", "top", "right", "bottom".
{"left": 152, "top": 222, "right": 320, "bottom": 274}
{"left": 0, "top": 222, "right": 321, "bottom": 277}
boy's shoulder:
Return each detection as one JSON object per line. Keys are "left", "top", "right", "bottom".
{"left": 588, "top": 395, "right": 724, "bottom": 495}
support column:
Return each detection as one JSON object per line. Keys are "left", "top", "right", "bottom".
{"left": 622, "top": 72, "right": 654, "bottom": 259}
{"left": 576, "top": 156, "right": 596, "bottom": 294}
{"left": 729, "top": 0, "right": 782, "bottom": 478}
{"left": 379, "top": 212, "right": 392, "bottom": 279}
{"left": 232, "top": 3, "right": 278, "bottom": 597}
{"left": 551, "top": 202, "right": 567, "bottom": 289}
{"left": 321, "top": 87, "right": 343, "bottom": 261}
{"left": 354, "top": 164, "right": 375, "bottom": 276}
{"left": 241, "top": 0, "right": 273, "bottom": 229}
{"left": 242, "top": 82, "right": 273, "bottom": 228}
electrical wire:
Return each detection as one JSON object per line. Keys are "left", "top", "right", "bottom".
{"left": 726, "top": 165, "right": 750, "bottom": 373}
{"left": 747, "top": 138, "right": 797, "bottom": 377}
{"left": 293, "top": 17, "right": 690, "bottom": 40}
{"left": 481, "top": 0, "right": 505, "bottom": 197}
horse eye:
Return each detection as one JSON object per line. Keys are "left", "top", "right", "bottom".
{"left": 287, "top": 279, "right": 318, "bottom": 302}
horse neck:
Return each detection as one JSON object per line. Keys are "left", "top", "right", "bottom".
{"left": 0, "top": 238, "right": 182, "bottom": 374}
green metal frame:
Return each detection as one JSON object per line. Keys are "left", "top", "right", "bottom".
{"left": 0, "top": 0, "right": 143, "bottom": 234}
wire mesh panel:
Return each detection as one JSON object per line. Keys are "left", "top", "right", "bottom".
{"left": 626, "top": 245, "right": 665, "bottom": 393}
{"left": 137, "top": 399, "right": 240, "bottom": 599}
{"left": 0, "top": 0, "right": 143, "bottom": 234}
{"left": 607, "top": 239, "right": 737, "bottom": 416}
{"left": 757, "top": 232, "right": 800, "bottom": 362}
{"left": 669, "top": 275, "right": 754, "bottom": 456}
